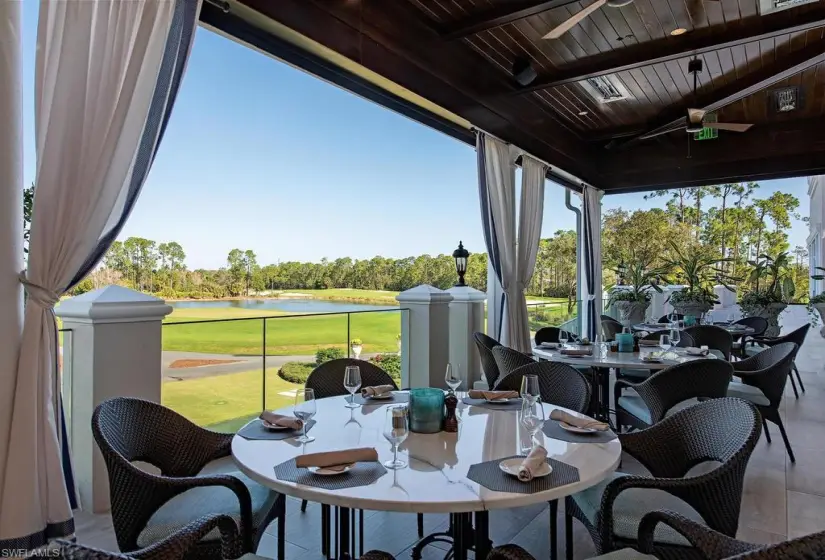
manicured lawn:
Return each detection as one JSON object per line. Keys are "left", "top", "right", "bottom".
{"left": 163, "top": 307, "right": 403, "bottom": 355}
{"left": 162, "top": 368, "right": 306, "bottom": 432}
{"left": 279, "top": 288, "right": 400, "bottom": 303}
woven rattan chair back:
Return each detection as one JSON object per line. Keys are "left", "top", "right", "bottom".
{"left": 601, "top": 319, "right": 623, "bottom": 341}
{"left": 492, "top": 346, "right": 536, "bottom": 378}
{"left": 684, "top": 325, "right": 734, "bottom": 360}
{"left": 474, "top": 331, "right": 502, "bottom": 390}
{"left": 305, "top": 358, "right": 397, "bottom": 398}
{"left": 658, "top": 313, "right": 684, "bottom": 323}
{"left": 640, "top": 329, "right": 696, "bottom": 348}
{"left": 494, "top": 360, "right": 591, "bottom": 413}
{"left": 534, "top": 327, "right": 578, "bottom": 345}
{"left": 735, "top": 342, "right": 798, "bottom": 405}
{"left": 733, "top": 316, "right": 768, "bottom": 338}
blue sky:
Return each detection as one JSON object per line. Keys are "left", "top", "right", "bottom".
{"left": 20, "top": 5, "right": 811, "bottom": 270}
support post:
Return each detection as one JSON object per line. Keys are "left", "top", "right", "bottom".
{"left": 396, "top": 285, "right": 453, "bottom": 388}
{"left": 446, "top": 286, "right": 486, "bottom": 390}
{"left": 0, "top": 0, "right": 24, "bottom": 503}
{"left": 55, "top": 286, "right": 172, "bottom": 512}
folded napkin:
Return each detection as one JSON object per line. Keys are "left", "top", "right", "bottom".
{"left": 518, "top": 445, "right": 548, "bottom": 482}
{"left": 684, "top": 347, "right": 710, "bottom": 356}
{"left": 361, "top": 385, "right": 394, "bottom": 397}
{"left": 295, "top": 447, "right": 379, "bottom": 469}
{"left": 549, "top": 409, "right": 609, "bottom": 431}
{"left": 560, "top": 348, "right": 592, "bottom": 356}
{"left": 259, "top": 411, "right": 303, "bottom": 430}
{"left": 538, "top": 342, "right": 559, "bottom": 349}
{"left": 637, "top": 339, "right": 660, "bottom": 347}
{"left": 468, "top": 390, "right": 519, "bottom": 400}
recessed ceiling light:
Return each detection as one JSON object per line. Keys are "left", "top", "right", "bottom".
{"left": 670, "top": 28, "right": 688, "bottom": 36}
{"left": 578, "top": 110, "right": 589, "bottom": 116}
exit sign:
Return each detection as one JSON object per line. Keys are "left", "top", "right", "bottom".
{"left": 694, "top": 112, "right": 718, "bottom": 140}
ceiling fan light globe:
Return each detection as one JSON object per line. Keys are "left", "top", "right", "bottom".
{"left": 607, "top": 0, "right": 634, "bottom": 7}
{"left": 685, "top": 123, "right": 703, "bottom": 134}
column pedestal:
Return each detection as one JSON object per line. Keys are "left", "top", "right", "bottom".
{"left": 396, "top": 285, "right": 453, "bottom": 388}
{"left": 446, "top": 286, "right": 486, "bottom": 391}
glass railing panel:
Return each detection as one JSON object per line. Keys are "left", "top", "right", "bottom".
{"left": 347, "top": 309, "right": 404, "bottom": 388}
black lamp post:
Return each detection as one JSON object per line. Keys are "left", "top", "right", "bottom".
{"left": 453, "top": 241, "right": 470, "bottom": 287}
{"left": 617, "top": 260, "right": 627, "bottom": 286}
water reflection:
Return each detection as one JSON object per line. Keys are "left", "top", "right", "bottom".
{"left": 168, "top": 298, "right": 395, "bottom": 313}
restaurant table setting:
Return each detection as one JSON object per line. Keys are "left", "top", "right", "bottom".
{"left": 462, "top": 389, "right": 523, "bottom": 411}
{"left": 466, "top": 444, "right": 581, "bottom": 494}
{"left": 352, "top": 385, "right": 410, "bottom": 406}
{"left": 542, "top": 409, "right": 617, "bottom": 443}
{"left": 237, "top": 411, "right": 316, "bottom": 441}
{"left": 274, "top": 447, "right": 388, "bottom": 490}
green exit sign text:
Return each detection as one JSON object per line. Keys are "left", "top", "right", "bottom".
{"left": 694, "top": 127, "right": 718, "bottom": 141}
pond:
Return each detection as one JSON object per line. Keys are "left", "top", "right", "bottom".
{"left": 168, "top": 298, "right": 397, "bottom": 314}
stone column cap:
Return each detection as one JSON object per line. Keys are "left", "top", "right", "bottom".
{"left": 396, "top": 284, "right": 454, "bottom": 304}
{"left": 446, "top": 285, "right": 487, "bottom": 302}
{"left": 56, "top": 285, "right": 172, "bottom": 324}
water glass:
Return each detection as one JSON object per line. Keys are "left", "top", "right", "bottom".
{"left": 520, "top": 374, "right": 540, "bottom": 404}
{"left": 670, "top": 327, "right": 681, "bottom": 348}
{"left": 445, "top": 363, "right": 462, "bottom": 393}
{"left": 519, "top": 401, "right": 546, "bottom": 454}
{"left": 705, "top": 311, "right": 714, "bottom": 325}
{"left": 294, "top": 388, "right": 317, "bottom": 444}
{"left": 344, "top": 365, "right": 362, "bottom": 408}
{"left": 383, "top": 406, "right": 408, "bottom": 469}
{"left": 659, "top": 333, "right": 671, "bottom": 352}
{"left": 558, "top": 330, "right": 569, "bottom": 346}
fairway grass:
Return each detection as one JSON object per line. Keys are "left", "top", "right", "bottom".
{"left": 162, "top": 368, "right": 304, "bottom": 432}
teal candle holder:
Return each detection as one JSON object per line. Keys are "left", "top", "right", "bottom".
{"left": 616, "top": 332, "right": 635, "bottom": 353}
{"left": 409, "top": 388, "right": 445, "bottom": 433}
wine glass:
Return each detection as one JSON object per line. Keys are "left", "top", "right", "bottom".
{"left": 520, "top": 374, "right": 540, "bottom": 405}
{"left": 659, "top": 333, "right": 671, "bottom": 352}
{"left": 293, "top": 388, "right": 317, "bottom": 444}
{"left": 344, "top": 366, "right": 362, "bottom": 408}
{"left": 519, "top": 401, "right": 546, "bottom": 454}
{"left": 445, "top": 363, "right": 462, "bottom": 394}
{"left": 558, "top": 330, "right": 569, "bottom": 347}
{"left": 705, "top": 311, "right": 714, "bottom": 325}
{"left": 383, "top": 406, "right": 408, "bottom": 470}
{"left": 670, "top": 327, "right": 681, "bottom": 349}
{"left": 727, "top": 312, "right": 735, "bottom": 325}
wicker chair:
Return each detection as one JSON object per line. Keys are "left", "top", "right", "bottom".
{"left": 638, "top": 510, "right": 825, "bottom": 559}
{"left": 730, "top": 317, "right": 768, "bottom": 358}
{"left": 535, "top": 327, "right": 579, "bottom": 345}
{"left": 602, "top": 319, "right": 623, "bottom": 341}
{"left": 305, "top": 358, "right": 398, "bottom": 398}
{"left": 658, "top": 314, "right": 684, "bottom": 323}
{"left": 494, "top": 359, "right": 592, "bottom": 560}
{"left": 492, "top": 345, "right": 536, "bottom": 378}
{"left": 488, "top": 544, "right": 655, "bottom": 559}
{"left": 730, "top": 341, "right": 799, "bottom": 462}
{"left": 615, "top": 359, "right": 733, "bottom": 431}
{"left": 614, "top": 330, "right": 696, "bottom": 389}
{"left": 565, "top": 398, "right": 762, "bottom": 559}
{"left": 91, "top": 398, "right": 285, "bottom": 560}
{"left": 746, "top": 323, "right": 810, "bottom": 399}
{"left": 683, "top": 325, "right": 734, "bottom": 361}
{"left": 474, "top": 331, "right": 502, "bottom": 390}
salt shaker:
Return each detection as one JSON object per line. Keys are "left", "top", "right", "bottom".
{"left": 443, "top": 392, "right": 458, "bottom": 433}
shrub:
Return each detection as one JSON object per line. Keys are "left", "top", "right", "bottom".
{"left": 370, "top": 353, "right": 401, "bottom": 385}
{"left": 278, "top": 361, "right": 315, "bottom": 384}
{"left": 315, "top": 347, "right": 344, "bottom": 366}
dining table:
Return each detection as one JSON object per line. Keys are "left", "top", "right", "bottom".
{"left": 532, "top": 345, "right": 719, "bottom": 420}
{"left": 232, "top": 393, "right": 622, "bottom": 560}
{"left": 630, "top": 322, "right": 755, "bottom": 335}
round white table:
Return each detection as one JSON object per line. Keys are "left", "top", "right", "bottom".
{"left": 232, "top": 394, "right": 621, "bottom": 559}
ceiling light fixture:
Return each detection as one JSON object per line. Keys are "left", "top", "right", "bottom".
{"left": 578, "top": 110, "right": 589, "bottom": 116}
{"left": 670, "top": 28, "right": 687, "bottom": 36}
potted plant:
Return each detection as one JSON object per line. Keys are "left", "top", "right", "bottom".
{"left": 740, "top": 252, "right": 795, "bottom": 337}
{"left": 350, "top": 338, "right": 363, "bottom": 358}
{"left": 809, "top": 267, "right": 825, "bottom": 336}
{"left": 663, "top": 243, "right": 736, "bottom": 319}
{"left": 605, "top": 259, "right": 669, "bottom": 326}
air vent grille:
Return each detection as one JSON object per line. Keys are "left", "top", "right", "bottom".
{"left": 759, "top": 0, "right": 817, "bottom": 15}
{"left": 770, "top": 86, "right": 803, "bottom": 113}
{"left": 581, "top": 75, "right": 631, "bottom": 104}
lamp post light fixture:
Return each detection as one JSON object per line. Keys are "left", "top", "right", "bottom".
{"left": 453, "top": 241, "right": 470, "bottom": 287}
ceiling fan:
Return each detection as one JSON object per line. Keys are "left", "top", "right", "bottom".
{"left": 543, "top": 0, "right": 716, "bottom": 40}
{"left": 639, "top": 58, "right": 754, "bottom": 140}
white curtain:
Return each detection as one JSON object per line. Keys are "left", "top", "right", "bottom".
{"left": 513, "top": 156, "right": 548, "bottom": 352}
{"left": 581, "top": 186, "right": 604, "bottom": 340}
{"left": 0, "top": 0, "right": 201, "bottom": 548}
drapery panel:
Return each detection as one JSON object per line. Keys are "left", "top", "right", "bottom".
{"left": 0, "top": 0, "right": 201, "bottom": 549}
{"left": 581, "top": 186, "right": 604, "bottom": 341}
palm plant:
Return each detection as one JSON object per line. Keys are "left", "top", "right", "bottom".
{"left": 662, "top": 242, "right": 737, "bottom": 306}
{"left": 605, "top": 258, "right": 669, "bottom": 307}
{"left": 747, "top": 251, "right": 795, "bottom": 303}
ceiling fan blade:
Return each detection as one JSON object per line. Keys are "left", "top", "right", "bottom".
{"left": 638, "top": 125, "right": 683, "bottom": 140}
{"left": 687, "top": 108, "right": 706, "bottom": 123}
{"left": 543, "top": 0, "right": 608, "bottom": 39}
{"left": 703, "top": 122, "right": 754, "bottom": 132}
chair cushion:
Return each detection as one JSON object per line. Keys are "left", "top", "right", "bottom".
{"left": 619, "top": 369, "right": 652, "bottom": 380}
{"left": 617, "top": 394, "right": 698, "bottom": 425}
{"left": 727, "top": 381, "right": 770, "bottom": 406}
{"left": 588, "top": 549, "right": 657, "bottom": 559}
{"left": 744, "top": 345, "right": 766, "bottom": 357}
{"left": 137, "top": 456, "right": 279, "bottom": 547}
{"left": 572, "top": 472, "right": 707, "bottom": 546}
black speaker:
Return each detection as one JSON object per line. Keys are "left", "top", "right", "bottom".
{"left": 512, "top": 57, "right": 537, "bottom": 87}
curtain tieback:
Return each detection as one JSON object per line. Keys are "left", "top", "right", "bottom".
{"left": 19, "top": 271, "right": 60, "bottom": 308}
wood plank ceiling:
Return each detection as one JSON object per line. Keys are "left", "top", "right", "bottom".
{"left": 215, "top": 0, "right": 825, "bottom": 192}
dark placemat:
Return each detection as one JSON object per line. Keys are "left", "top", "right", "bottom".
{"left": 273, "top": 458, "right": 387, "bottom": 490}
{"left": 542, "top": 420, "right": 617, "bottom": 443}
{"left": 462, "top": 397, "right": 523, "bottom": 411}
{"left": 237, "top": 419, "right": 316, "bottom": 441}
{"left": 353, "top": 392, "right": 410, "bottom": 406}
{"left": 467, "top": 455, "right": 580, "bottom": 494}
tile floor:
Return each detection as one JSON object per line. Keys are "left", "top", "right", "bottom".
{"left": 75, "top": 307, "right": 825, "bottom": 559}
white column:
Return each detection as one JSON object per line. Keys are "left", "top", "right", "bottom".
{"left": 446, "top": 286, "right": 486, "bottom": 390}
{"left": 396, "top": 285, "right": 453, "bottom": 389}
{"left": 55, "top": 286, "right": 172, "bottom": 513}
{"left": 0, "top": 0, "right": 24, "bottom": 499}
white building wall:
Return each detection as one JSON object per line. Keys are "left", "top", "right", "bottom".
{"left": 809, "top": 176, "right": 825, "bottom": 297}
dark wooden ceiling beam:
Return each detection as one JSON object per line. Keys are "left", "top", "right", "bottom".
{"left": 436, "top": 0, "right": 582, "bottom": 40}
{"left": 508, "top": 9, "right": 825, "bottom": 95}
{"left": 616, "top": 38, "right": 825, "bottom": 147}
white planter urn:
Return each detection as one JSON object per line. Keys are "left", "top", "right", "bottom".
{"left": 741, "top": 302, "right": 787, "bottom": 337}
{"left": 614, "top": 301, "right": 650, "bottom": 326}
{"left": 813, "top": 303, "right": 825, "bottom": 338}
{"left": 671, "top": 300, "right": 713, "bottom": 319}
{"left": 351, "top": 344, "right": 362, "bottom": 359}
